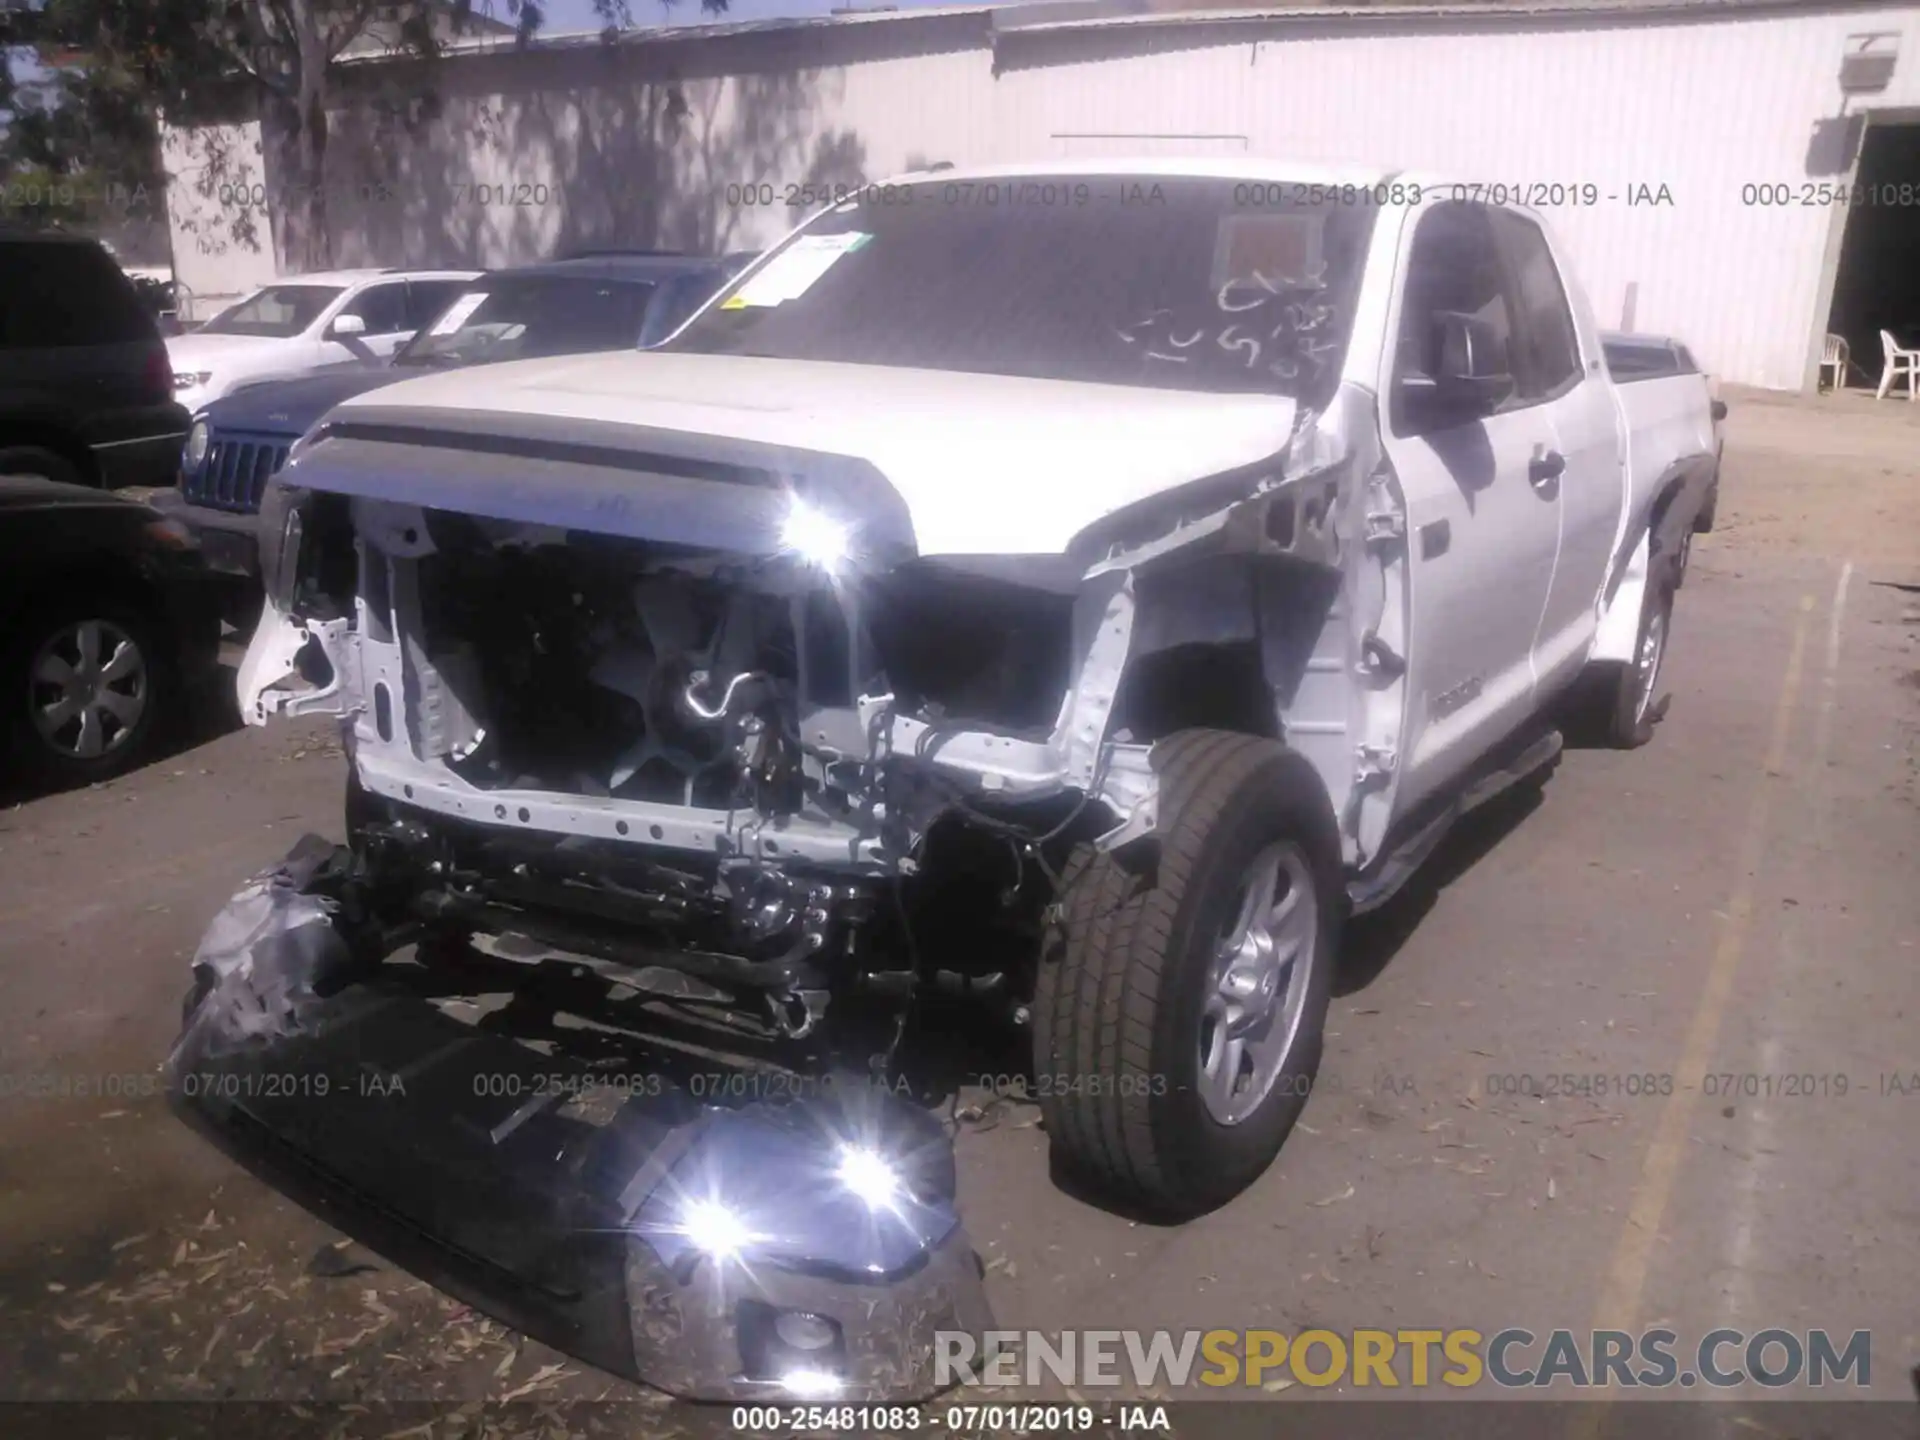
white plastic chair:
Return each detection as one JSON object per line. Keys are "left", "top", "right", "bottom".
{"left": 1876, "top": 329, "right": 1920, "bottom": 400}
{"left": 1820, "top": 333, "right": 1848, "bottom": 390}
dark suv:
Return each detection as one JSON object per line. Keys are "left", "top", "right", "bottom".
{"left": 0, "top": 230, "right": 190, "bottom": 489}
{"left": 159, "top": 252, "right": 751, "bottom": 583}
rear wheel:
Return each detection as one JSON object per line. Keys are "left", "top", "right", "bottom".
{"left": 1574, "top": 577, "right": 1674, "bottom": 749}
{"left": 0, "top": 446, "right": 86, "bottom": 488}
{"left": 1033, "top": 729, "right": 1342, "bottom": 1219}
{"left": 1673, "top": 528, "right": 1693, "bottom": 587}
{"left": 1692, "top": 480, "right": 1718, "bottom": 534}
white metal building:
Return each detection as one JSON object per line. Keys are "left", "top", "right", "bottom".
{"left": 163, "top": 0, "right": 1920, "bottom": 390}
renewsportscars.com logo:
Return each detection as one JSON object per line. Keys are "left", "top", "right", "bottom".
{"left": 936, "top": 1328, "right": 1873, "bottom": 1390}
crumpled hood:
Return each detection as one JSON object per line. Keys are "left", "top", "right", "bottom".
{"left": 201, "top": 363, "right": 400, "bottom": 436}
{"left": 322, "top": 352, "right": 1303, "bottom": 556}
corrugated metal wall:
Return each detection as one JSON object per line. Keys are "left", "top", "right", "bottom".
{"left": 989, "top": 8, "right": 1920, "bottom": 388}
{"left": 165, "top": 4, "right": 1920, "bottom": 388}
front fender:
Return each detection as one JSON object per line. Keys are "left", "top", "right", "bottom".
{"left": 235, "top": 593, "right": 356, "bottom": 725}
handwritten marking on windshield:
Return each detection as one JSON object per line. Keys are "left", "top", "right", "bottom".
{"left": 1115, "top": 266, "right": 1343, "bottom": 383}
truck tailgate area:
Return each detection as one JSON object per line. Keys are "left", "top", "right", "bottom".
{"left": 1612, "top": 369, "right": 1718, "bottom": 516}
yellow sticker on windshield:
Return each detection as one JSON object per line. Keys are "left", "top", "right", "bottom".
{"left": 728, "top": 232, "right": 870, "bottom": 308}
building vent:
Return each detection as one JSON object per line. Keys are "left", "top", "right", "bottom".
{"left": 1839, "top": 32, "right": 1899, "bottom": 94}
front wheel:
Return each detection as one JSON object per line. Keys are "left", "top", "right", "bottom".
{"left": 6, "top": 597, "right": 173, "bottom": 785}
{"left": 1032, "top": 730, "right": 1343, "bottom": 1219}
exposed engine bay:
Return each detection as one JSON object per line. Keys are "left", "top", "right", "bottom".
{"left": 234, "top": 396, "right": 1380, "bottom": 1066}
{"left": 408, "top": 520, "right": 1080, "bottom": 815}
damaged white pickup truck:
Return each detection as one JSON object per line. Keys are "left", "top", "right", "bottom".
{"left": 206, "top": 160, "right": 1721, "bottom": 1235}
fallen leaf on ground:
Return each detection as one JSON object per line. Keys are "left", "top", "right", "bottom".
{"left": 1310, "top": 1183, "right": 1355, "bottom": 1207}
{"left": 499, "top": 1362, "right": 570, "bottom": 1400}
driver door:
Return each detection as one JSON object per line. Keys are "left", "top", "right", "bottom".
{"left": 326, "top": 281, "right": 413, "bottom": 363}
{"left": 1378, "top": 201, "right": 1565, "bottom": 817}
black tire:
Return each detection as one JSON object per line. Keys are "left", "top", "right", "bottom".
{"left": 5, "top": 594, "right": 175, "bottom": 785}
{"left": 1033, "top": 729, "right": 1343, "bottom": 1219}
{"left": 1692, "top": 479, "right": 1718, "bottom": 535}
{"left": 1577, "top": 577, "right": 1674, "bottom": 750}
{"left": 0, "top": 446, "right": 86, "bottom": 488}
{"left": 1672, "top": 527, "right": 1693, "bottom": 588}
{"left": 182, "top": 968, "right": 215, "bottom": 1025}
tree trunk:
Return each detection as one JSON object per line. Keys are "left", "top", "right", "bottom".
{"left": 268, "top": 0, "right": 334, "bottom": 274}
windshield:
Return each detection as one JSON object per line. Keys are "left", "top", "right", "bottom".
{"left": 393, "top": 275, "right": 663, "bottom": 367}
{"left": 199, "top": 285, "right": 344, "bottom": 338}
{"left": 669, "top": 175, "right": 1377, "bottom": 400}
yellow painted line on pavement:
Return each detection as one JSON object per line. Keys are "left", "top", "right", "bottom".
{"left": 1566, "top": 588, "right": 1816, "bottom": 1440}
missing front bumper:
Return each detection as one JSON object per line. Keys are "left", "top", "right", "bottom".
{"left": 165, "top": 844, "right": 994, "bottom": 1402}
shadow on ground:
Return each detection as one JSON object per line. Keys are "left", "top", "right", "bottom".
{"left": 0, "top": 670, "right": 246, "bottom": 810}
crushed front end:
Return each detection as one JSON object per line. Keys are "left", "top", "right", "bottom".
{"left": 177, "top": 389, "right": 1371, "bottom": 1394}
{"left": 233, "top": 410, "right": 1178, "bottom": 1051}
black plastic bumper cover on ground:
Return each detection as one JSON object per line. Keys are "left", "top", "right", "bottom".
{"left": 164, "top": 843, "right": 993, "bottom": 1402}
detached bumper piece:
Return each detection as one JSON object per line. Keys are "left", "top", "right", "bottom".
{"left": 166, "top": 839, "right": 993, "bottom": 1402}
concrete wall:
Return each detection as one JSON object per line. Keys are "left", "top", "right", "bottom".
{"left": 161, "top": 119, "right": 278, "bottom": 321}
{"left": 314, "top": 15, "right": 998, "bottom": 268}
{"left": 162, "top": 3, "right": 1920, "bottom": 387}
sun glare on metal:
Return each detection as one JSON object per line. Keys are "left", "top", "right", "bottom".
{"left": 780, "top": 1366, "right": 845, "bottom": 1398}
{"left": 837, "top": 1146, "right": 901, "bottom": 1209}
{"left": 779, "top": 500, "right": 853, "bottom": 572}
{"left": 679, "top": 1199, "right": 752, "bottom": 1259}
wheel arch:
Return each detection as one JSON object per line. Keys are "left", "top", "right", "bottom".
{"left": 1595, "top": 450, "right": 1699, "bottom": 666}
{"left": 1591, "top": 528, "right": 1652, "bottom": 666}
{"left": 0, "top": 408, "right": 102, "bottom": 485}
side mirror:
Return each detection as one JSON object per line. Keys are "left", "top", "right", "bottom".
{"left": 330, "top": 313, "right": 367, "bottom": 338}
{"left": 1399, "top": 310, "right": 1515, "bottom": 418}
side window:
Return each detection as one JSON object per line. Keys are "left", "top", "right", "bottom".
{"left": 0, "top": 241, "right": 154, "bottom": 348}
{"left": 1488, "top": 210, "right": 1583, "bottom": 398}
{"left": 403, "top": 280, "right": 469, "bottom": 331}
{"left": 340, "top": 282, "right": 411, "bottom": 335}
{"left": 1389, "top": 203, "right": 1519, "bottom": 437}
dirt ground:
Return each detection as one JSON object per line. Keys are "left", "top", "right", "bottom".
{"left": 2, "top": 384, "right": 1918, "bottom": 1431}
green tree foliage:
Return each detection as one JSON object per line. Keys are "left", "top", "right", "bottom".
{"left": 1, "top": 0, "right": 722, "bottom": 269}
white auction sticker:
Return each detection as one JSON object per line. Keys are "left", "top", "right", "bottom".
{"left": 725, "top": 232, "right": 870, "bottom": 308}
{"left": 427, "top": 290, "right": 490, "bottom": 335}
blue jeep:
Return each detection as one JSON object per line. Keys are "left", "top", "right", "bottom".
{"left": 156, "top": 252, "right": 750, "bottom": 586}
